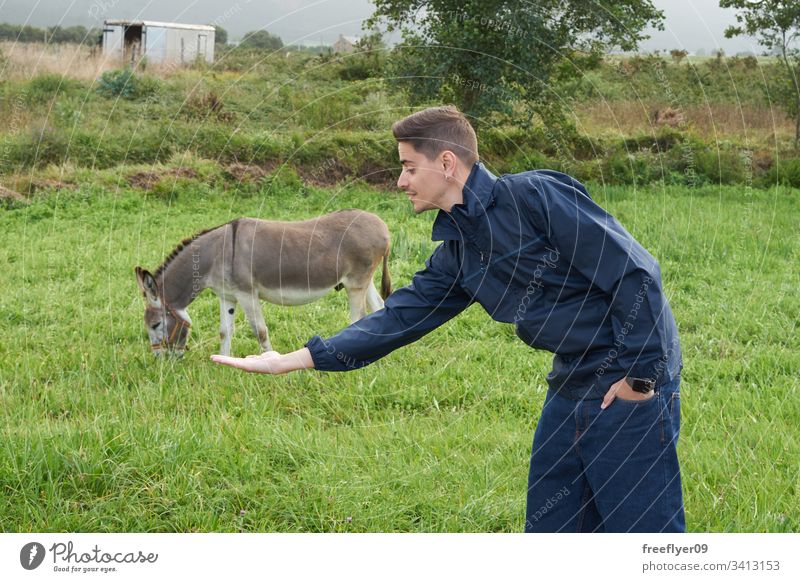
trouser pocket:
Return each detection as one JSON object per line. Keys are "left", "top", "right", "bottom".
{"left": 665, "top": 391, "right": 681, "bottom": 443}
{"left": 584, "top": 392, "right": 685, "bottom": 531}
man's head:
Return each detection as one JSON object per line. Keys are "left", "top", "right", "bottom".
{"left": 393, "top": 106, "right": 478, "bottom": 214}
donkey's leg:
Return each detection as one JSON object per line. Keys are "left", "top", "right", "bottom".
{"left": 345, "top": 284, "right": 369, "bottom": 323}
{"left": 219, "top": 296, "right": 237, "bottom": 356}
{"left": 237, "top": 292, "right": 272, "bottom": 352}
{"left": 366, "top": 280, "right": 384, "bottom": 313}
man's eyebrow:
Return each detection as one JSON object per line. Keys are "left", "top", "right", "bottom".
{"left": 399, "top": 159, "right": 415, "bottom": 166}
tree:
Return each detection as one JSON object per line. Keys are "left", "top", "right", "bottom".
{"left": 367, "top": 0, "right": 664, "bottom": 128}
{"left": 721, "top": 0, "right": 800, "bottom": 146}
{"left": 239, "top": 30, "right": 283, "bottom": 51}
{"left": 214, "top": 25, "right": 228, "bottom": 45}
{"left": 47, "top": 25, "right": 89, "bottom": 44}
{"left": 335, "top": 31, "right": 387, "bottom": 80}
{"left": 0, "top": 22, "right": 95, "bottom": 44}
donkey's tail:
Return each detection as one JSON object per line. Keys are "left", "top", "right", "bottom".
{"left": 380, "top": 244, "right": 392, "bottom": 299}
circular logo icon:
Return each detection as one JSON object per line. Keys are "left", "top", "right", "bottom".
{"left": 20, "top": 542, "right": 46, "bottom": 570}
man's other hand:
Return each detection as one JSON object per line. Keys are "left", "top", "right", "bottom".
{"left": 601, "top": 376, "right": 655, "bottom": 409}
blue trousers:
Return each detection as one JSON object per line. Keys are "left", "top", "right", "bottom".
{"left": 524, "top": 377, "right": 685, "bottom": 532}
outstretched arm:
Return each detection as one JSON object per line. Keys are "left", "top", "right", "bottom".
{"left": 210, "top": 241, "right": 472, "bottom": 374}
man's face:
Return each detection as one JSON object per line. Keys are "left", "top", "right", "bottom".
{"left": 397, "top": 142, "right": 450, "bottom": 214}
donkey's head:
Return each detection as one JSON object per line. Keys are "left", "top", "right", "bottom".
{"left": 135, "top": 266, "right": 191, "bottom": 357}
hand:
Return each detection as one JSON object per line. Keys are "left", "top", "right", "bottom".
{"left": 210, "top": 347, "right": 315, "bottom": 374}
{"left": 210, "top": 350, "right": 287, "bottom": 374}
{"left": 601, "top": 376, "right": 654, "bottom": 409}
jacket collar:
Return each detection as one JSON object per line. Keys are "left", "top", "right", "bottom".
{"left": 431, "top": 161, "right": 498, "bottom": 241}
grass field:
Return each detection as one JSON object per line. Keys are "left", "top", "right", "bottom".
{"left": 1, "top": 170, "right": 797, "bottom": 532}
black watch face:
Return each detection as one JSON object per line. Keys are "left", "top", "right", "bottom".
{"left": 631, "top": 380, "right": 654, "bottom": 393}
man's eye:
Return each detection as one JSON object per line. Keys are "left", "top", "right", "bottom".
{"left": 151, "top": 322, "right": 161, "bottom": 330}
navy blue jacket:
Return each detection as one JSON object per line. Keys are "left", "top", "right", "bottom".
{"left": 305, "top": 162, "right": 682, "bottom": 398}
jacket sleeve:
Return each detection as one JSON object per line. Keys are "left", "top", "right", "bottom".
{"left": 524, "top": 174, "right": 671, "bottom": 382}
{"left": 304, "top": 241, "right": 473, "bottom": 372}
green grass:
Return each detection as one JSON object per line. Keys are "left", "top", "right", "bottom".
{"left": 0, "top": 174, "right": 798, "bottom": 532}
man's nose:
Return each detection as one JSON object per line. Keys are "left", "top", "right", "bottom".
{"left": 397, "top": 172, "right": 407, "bottom": 189}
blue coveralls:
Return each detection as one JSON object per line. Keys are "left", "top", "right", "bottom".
{"left": 305, "top": 162, "right": 685, "bottom": 532}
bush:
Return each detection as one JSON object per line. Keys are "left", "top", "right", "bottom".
{"left": 149, "top": 176, "right": 207, "bottom": 200}
{"left": 694, "top": 148, "right": 747, "bottom": 185}
{"left": 480, "top": 126, "right": 550, "bottom": 159}
{"left": 338, "top": 51, "right": 385, "bottom": 81}
{"left": 506, "top": 150, "right": 556, "bottom": 174}
{"left": 24, "top": 125, "right": 69, "bottom": 168}
{"left": 262, "top": 166, "right": 305, "bottom": 196}
{"left": 95, "top": 69, "right": 161, "bottom": 100}
{"left": 239, "top": 30, "right": 284, "bottom": 51}
{"left": 762, "top": 158, "right": 800, "bottom": 188}
{"left": 25, "top": 74, "right": 81, "bottom": 104}
{"left": 182, "top": 90, "right": 234, "bottom": 122}
{"left": 623, "top": 127, "right": 684, "bottom": 154}
{"left": 602, "top": 150, "right": 654, "bottom": 185}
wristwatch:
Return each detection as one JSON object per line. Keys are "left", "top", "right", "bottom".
{"left": 627, "top": 377, "right": 656, "bottom": 393}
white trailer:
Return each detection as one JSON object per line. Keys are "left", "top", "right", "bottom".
{"left": 102, "top": 20, "right": 215, "bottom": 66}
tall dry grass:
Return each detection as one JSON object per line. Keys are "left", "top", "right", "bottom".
{"left": 0, "top": 41, "right": 117, "bottom": 81}
{"left": 575, "top": 100, "right": 794, "bottom": 145}
{"left": 0, "top": 41, "right": 208, "bottom": 82}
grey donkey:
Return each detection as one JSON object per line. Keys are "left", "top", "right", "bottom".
{"left": 135, "top": 209, "right": 392, "bottom": 357}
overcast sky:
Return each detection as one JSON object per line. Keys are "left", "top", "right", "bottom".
{"left": 0, "top": 0, "right": 763, "bottom": 54}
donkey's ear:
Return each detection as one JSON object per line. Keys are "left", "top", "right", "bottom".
{"left": 135, "top": 266, "right": 160, "bottom": 305}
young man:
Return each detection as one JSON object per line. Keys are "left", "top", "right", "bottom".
{"left": 211, "top": 106, "right": 685, "bottom": 533}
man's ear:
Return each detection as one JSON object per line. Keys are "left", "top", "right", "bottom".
{"left": 135, "top": 266, "right": 161, "bottom": 306}
{"left": 441, "top": 150, "right": 457, "bottom": 179}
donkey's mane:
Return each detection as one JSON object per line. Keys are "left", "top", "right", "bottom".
{"left": 154, "top": 221, "right": 231, "bottom": 279}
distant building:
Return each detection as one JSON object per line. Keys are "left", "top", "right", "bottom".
{"left": 102, "top": 20, "right": 215, "bottom": 66}
{"left": 332, "top": 34, "right": 360, "bottom": 54}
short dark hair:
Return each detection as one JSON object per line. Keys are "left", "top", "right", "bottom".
{"left": 392, "top": 105, "right": 479, "bottom": 165}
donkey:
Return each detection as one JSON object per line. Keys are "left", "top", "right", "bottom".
{"left": 135, "top": 209, "right": 392, "bottom": 357}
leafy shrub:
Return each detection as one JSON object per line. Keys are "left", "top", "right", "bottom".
{"left": 338, "top": 51, "right": 385, "bottom": 81}
{"left": 506, "top": 150, "right": 555, "bottom": 174}
{"left": 182, "top": 90, "right": 235, "bottom": 122}
{"left": 262, "top": 166, "right": 304, "bottom": 195}
{"left": 25, "top": 74, "right": 80, "bottom": 104}
{"left": 96, "top": 69, "right": 160, "bottom": 100}
{"left": 694, "top": 148, "right": 747, "bottom": 185}
{"left": 762, "top": 158, "right": 800, "bottom": 188}
{"left": 24, "top": 125, "right": 69, "bottom": 167}
{"left": 602, "top": 150, "right": 654, "bottom": 185}
{"left": 240, "top": 30, "right": 283, "bottom": 51}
